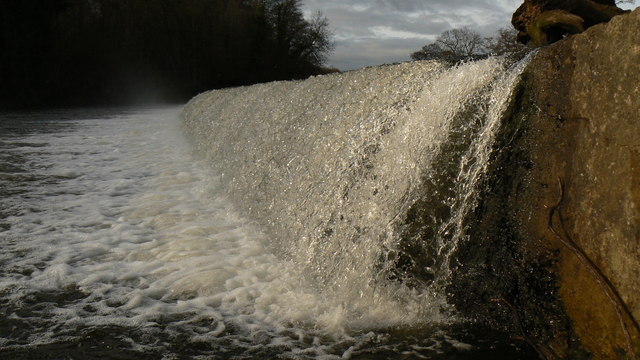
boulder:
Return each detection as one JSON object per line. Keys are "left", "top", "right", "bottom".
{"left": 501, "top": 8, "right": 640, "bottom": 358}
{"left": 511, "top": 0, "right": 627, "bottom": 46}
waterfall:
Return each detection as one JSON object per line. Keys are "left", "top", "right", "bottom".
{"left": 181, "top": 56, "right": 531, "bottom": 324}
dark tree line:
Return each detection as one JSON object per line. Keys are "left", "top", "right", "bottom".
{"left": 0, "top": 0, "right": 334, "bottom": 109}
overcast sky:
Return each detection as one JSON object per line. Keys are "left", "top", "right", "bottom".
{"left": 301, "top": 0, "right": 637, "bottom": 70}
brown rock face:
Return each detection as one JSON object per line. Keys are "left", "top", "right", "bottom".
{"left": 497, "top": 8, "right": 640, "bottom": 359}
{"left": 511, "top": 0, "right": 627, "bottom": 46}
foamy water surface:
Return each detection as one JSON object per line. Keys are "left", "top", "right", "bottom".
{"left": 0, "top": 107, "right": 521, "bottom": 359}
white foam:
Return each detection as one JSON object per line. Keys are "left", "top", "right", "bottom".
{"left": 0, "top": 106, "right": 449, "bottom": 356}
{"left": 181, "top": 57, "right": 521, "bottom": 315}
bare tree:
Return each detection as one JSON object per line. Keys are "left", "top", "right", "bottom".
{"left": 486, "top": 27, "right": 531, "bottom": 61}
{"left": 263, "top": 0, "right": 334, "bottom": 72}
{"left": 436, "top": 27, "right": 486, "bottom": 57}
{"left": 411, "top": 27, "right": 488, "bottom": 63}
{"left": 296, "top": 11, "right": 334, "bottom": 66}
{"left": 410, "top": 43, "right": 446, "bottom": 61}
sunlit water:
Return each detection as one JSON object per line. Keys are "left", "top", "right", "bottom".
{"left": 0, "top": 60, "right": 537, "bottom": 359}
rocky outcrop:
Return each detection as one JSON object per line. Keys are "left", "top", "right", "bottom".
{"left": 481, "top": 8, "right": 639, "bottom": 359}
{"left": 512, "top": 0, "right": 627, "bottom": 45}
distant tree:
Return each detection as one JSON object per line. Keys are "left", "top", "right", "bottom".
{"left": 486, "top": 27, "right": 532, "bottom": 61}
{"left": 412, "top": 26, "right": 537, "bottom": 65}
{"left": 301, "top": 11, "right": 334, "bottom": 67}
{"left": 0, "top": 0, "right": 70, "bottom": 107}
{"left": 411, "top": 43, "right": 447, "bottom": 61}
{"left": 411, "top": 27, "right": 488, "bottom": 63}
{"left": 262, "top": 0, "right": 334, "bottom": 78}
{"left": 0, "top": 0, "right": 334, "bottom": 109}
{"left": 437, "top": 27, "right": 486, "bottom": 58}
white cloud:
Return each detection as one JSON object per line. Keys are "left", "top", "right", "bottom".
{"left": 369, "top": 25, "right": 433, "bottom": 40}
{"left": 331, "top": 37, "right": 429, "bottom": 71}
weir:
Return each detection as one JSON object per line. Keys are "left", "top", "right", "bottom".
{"left": 182, "top": 56, "right": 533, "bottom": 316}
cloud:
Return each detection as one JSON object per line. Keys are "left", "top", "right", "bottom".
{"left": 302, "top": 0, "right": 523, "bottom": 70}
{"left": 330, "top": 37, "right": 432, "bottom": 71}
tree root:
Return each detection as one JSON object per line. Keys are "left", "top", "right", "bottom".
{"left": 547, "top": 177, "right": 640, "bottom": 359}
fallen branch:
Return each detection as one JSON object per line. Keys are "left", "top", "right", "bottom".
{"left": 547, "top": 177, "right": 639, "bottom": 359}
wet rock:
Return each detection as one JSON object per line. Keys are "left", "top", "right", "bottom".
{"left": 511, "top": 0, "right": 627, "bottom": 46}
{"left": 488, "top": 8, "right": 640, "bottom": 359}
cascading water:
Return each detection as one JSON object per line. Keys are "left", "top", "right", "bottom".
{"left": 0, "top": 55, "right": 537, "bottom": 359}
{"left": 182, "top": 56, "right": 532, "bottom": 314}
